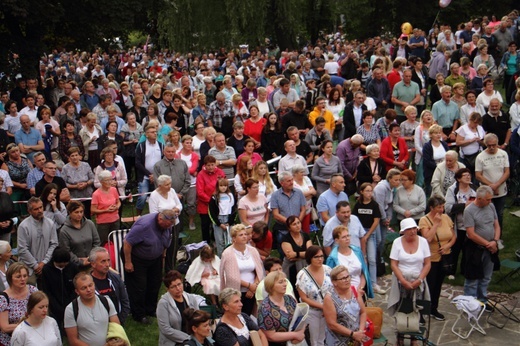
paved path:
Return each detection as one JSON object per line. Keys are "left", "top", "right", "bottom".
{"left": 372, "top": 275, "right": 520, "bottom": 345}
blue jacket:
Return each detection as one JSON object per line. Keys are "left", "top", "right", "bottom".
{"left": 500, "top": 50, "right": 520, "bottom": 72}
{"left": 326, "top": 245, "right": 374, "bottom": 298}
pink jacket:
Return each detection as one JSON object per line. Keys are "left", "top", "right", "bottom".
{"left": 220, "top": 244, "right": 264, "bottom": 291}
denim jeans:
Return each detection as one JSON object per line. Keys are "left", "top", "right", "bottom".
{"left": 492, "top": 196, "right": 506, "bottom": 237}
{"left": 365, "top": 227, "right": 378, "bottom": 287}
{"left": 213, "top": 215, "right": 230, "bottom": 257}
{"left": 377, "top": 223, "right": 388, "bottom": 259}
{"left": 464, "top": 250, "right": 494, "bottom": 302}
{"left": 136, "top": 176, "right": 151, "bottom": 211}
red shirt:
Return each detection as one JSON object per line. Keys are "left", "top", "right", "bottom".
{"left": 244, "top": 117, "right": 267, "bottom": 143}
{"left": 253, "top": 230, "right": 273, "bottom": 256}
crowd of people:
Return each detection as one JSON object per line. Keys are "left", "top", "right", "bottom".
{"left": 0, "top": 8, "right": 518, "bottom": 346}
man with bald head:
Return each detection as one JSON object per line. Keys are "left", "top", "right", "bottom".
{"left": 278, "top": 140, "right": 308, "bottom": 175}
{"left": 15, "top": 114, "right": 44, "bottom": 163}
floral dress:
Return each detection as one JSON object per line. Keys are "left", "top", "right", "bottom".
{"left": 0, "top": 285, "right": 38, "bottom": 345}
{"left": 296, "top": 266, "right": 333, "bottom": 310}
{"left": 325, "top": 288, "right": 361, "bottom": 346}
{"left": 258, "top": 295, "right": 297, "bottom": 346}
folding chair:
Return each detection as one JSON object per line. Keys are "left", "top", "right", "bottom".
{"left": 451, "top": 295, "right": 486, "bottom": 339}
{"left": 486, "top": 294, "right": 520, "bottom": 329}
{"left": 107, "top": 229, "right": 129, "bottom": 281}
{"left": 496, "top": 259, "right": 520, "bottom": 286}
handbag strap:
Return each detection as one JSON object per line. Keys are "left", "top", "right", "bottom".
{"left": 303, "top": 267, "right": 324, "bottom": 300}
{"left": 425, "top": 215, "right": 443, "bottom": 249}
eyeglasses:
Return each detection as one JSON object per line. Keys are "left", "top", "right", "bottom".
{"left": 313, "top": 255, "right": 325, "bottom": 259}
{"left": 335, "top": 275, "right": 351, "bottom": 282}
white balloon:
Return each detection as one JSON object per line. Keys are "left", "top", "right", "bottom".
{"left": 439, "top": 0, "right": 452, "bottom": 8}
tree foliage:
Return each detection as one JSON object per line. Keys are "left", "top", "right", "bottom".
{"left": 0, "top": 0, "right": 517, "bottom": 80}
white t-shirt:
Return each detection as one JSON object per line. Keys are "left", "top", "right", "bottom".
{"left": 456, "top": 124, "right": 485, "bottom": 156}
{"left": 180, "top": 153, "right": 196, "bottom": 184}
{"left": 390, "top": 236, "right": 431, "bottom": 277}
{"left": 432, "top": 142, "right": 447, "bottom": 164}
{"left": 218, "top": 192, "right": 235, "bottom": 215}
{"left": 235, "top": 248, "right": 256, "bottom": 292}
{"left": 192, "top": 136, "right": 205, "bottom": 156}
{"left": 475, "top": 149, "right": 510, "bottom": 197}
{"left": 337, "top": 251, "right": 363, "bottom": 288}
{"left": 324, "top": 61, "right": 340, "bottom": 75}
{"left": 144, "top": 140, "right": 162, "bottom": 173}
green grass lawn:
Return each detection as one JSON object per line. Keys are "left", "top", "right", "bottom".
{"left": 114, "top": 192, "right": 520, "bottom": 345}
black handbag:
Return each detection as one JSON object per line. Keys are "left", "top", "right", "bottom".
{"left": 435, "top": 233, "right": 455, "bottom": 275}
{"left": 425, "top": 215, "right": 456, "bottom": 275}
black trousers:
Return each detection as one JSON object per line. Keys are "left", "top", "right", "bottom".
{"left": 125, "top": 254, "right": 163, "bottom": 320}
{"left": 241, "top": 291, "right": 256, "bottom": 316}
{"left": 426, "top": 261, "right": 445, "bottom": 312}
{"left": 200, "top": 213, "right": 212, "bottom": 243}
{"left": 165, "top": 223, "right": 182, "bottom": 272}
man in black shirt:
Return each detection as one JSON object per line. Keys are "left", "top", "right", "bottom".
{"left": 282, "top": 100, "right": 312, "bottom": 138}
{"left": 35, "top": 160, "right": 70, "bottom": 203}
{"left": 287, "top": 126, "right": 313, "bottom": 164}
{"left": 89, "top": 247, "right": 130, "bottom": 324}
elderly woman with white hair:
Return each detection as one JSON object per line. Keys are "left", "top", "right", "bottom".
{"left": 357, "top": 143, "right": 387, "bottom": 188}
{"left": 149, "top": 174, "right": 183, "bottom": 272}
{"left": 311, "top": 139, "right": 343, "bottom": 195}
{"left": 430, "top": 150, "right": 466, "bottom": 197}
{"left": 91, "top": 170, "right": 121, "bottom": 244}
{"left": 148, "top": 175, "right": 183, "bottom": 223}
{"left": 0, "top": 240, "right": 12, "bottom": 291}
{"left": 292, "top": 164, "right": 316, "bottom": 233}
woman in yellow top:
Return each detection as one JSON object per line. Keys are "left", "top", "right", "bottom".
{"left": 418, "top": 195, "right": 456, "bottom": 321}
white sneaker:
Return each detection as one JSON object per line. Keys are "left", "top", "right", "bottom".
{"left": 497, "top": 239, "right": 504, "bottom": 250}
{"left": 448, "top": 275, "right": 455, "bottom": 280}
{"left": 373, "top": 284, "right": 387, "bottom": 294}
{"left": 189, "top": 222, "right": 196, "bottom": 230}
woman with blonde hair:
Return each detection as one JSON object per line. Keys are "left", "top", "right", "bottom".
{"left": 258, "top": 271, "right": 305, "bottom": 346}
{"left": 219, "top": 224, "right": 264, "bottom": 316}
{"left": 79, "top": 112, "right": 103, "bottom": 168}
{"left": 414, "top": 110, "right": 435, "bottom": 187}
{"left": 252, "top": 160, "right": 277, "bottom": 204}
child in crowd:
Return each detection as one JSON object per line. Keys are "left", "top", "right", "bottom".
{"left": 185, "top": 244, "right": 221, "bottom": 305}
{"left": 208, "top": 177, "right": 236, "bottom": 256}
{"left": 352, "top": 182, "right": 386, "bottom": 295}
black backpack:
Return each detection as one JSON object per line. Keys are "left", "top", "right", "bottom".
{"left": 72, "top": 294, "right": 110, "bottom": 321}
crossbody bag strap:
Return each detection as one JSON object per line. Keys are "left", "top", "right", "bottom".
{"left": 303, "top": 267, "right": 324, "bottom": 300}
{"left": 425, "top": 215, "right": 442, "bottom": 249}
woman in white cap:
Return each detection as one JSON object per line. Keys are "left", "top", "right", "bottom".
{"left": 387, "top": 218, "right": 431, "bottom": 346}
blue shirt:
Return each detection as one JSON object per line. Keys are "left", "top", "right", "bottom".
{"left": 270, "top": 188, "right": 306, "bottom": 227}
{"left": 99, "top": 116, "right": 125, "bottom": 134}
{"left": 322, "top": 215, "right": 366, "bottom": 248}
{"left": 82, "top": 93, "right": 100, "bottom": 110}
{"left": 316, "top": 188, "right": 349, "bottom": 225}
{"left": 431, "top": 99, "right": 460, "bottom": 129}
{"left": 14, "top": 128, "right": 42, "bottom": 163}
